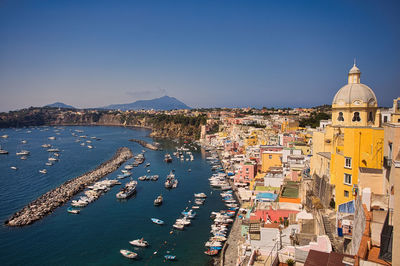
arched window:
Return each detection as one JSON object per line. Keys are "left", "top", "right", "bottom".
{"left": 352, "top": 112, "right": 361, "bottom": 122}
{"left": 368, "top": 111, "right": 374, "bottom": 122}
{"left": 338, "top": 112, "right": 344, "bottom": 121}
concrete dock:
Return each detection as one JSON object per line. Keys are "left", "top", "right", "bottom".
{"left": 5, "top": 147, "right": 133, "bottom": 227}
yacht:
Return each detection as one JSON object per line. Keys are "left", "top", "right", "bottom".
{"left": 16, "top": 150, "right": 30, "bottom": 156}
{"left": 164, "top": 171, "right": 178, "bottom": 189}
{"left": 116, "top": 180, "right": 137, "bottom": 199}
{"left": 47, "top": 148, "right": 60, "bottom": 152}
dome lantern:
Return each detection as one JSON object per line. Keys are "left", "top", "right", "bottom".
{"left": 348, "top": 61, "right": 361, "bottom": 84}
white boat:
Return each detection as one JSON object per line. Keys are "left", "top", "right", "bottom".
{"left": 48, "top": 157, "right": 58, "bottom": 161}
{"left": 1, "top": 135, "right": 8, "bottom": 138}
{"left": 10, "top": 166, "right": 17, "bottom": 170}
{"left": 138, "top": 176, "right": 146, "bottom": 181}
{"left": 87, "top": 145, "right": 93, "bottom": 149}
{"left": 194, "top": 193, "right": 207, "bottom": 198}
{"left": 48, "top": 136, "right": 56, "bottom": 140}
{"left": 154, "top": 195, "right": 163, "bottom": 206}
{"left": 47, "top": 148, "right": 60, "bottom": 152}
{"left": 120, "top": 249, "right": 138, "bottom": 259}
{"left": 116, "top": 180, "right": 137, "bottom": 199}
{"left": 124, "top": 164, "right": 134, "bottom": 170}
{"left": 41, "top": 144, "right": 51, "bottom": 148}
{"left": 67, "top": 207, "right": 80, "bottom": 214}
{"left": 0, "top": 146, "right": 8, "bottom": 154}
{"left": 176, "top": 217, "right": 191, "bottom": 225}
{"left": 129, "top": 238, "right": 149, "bottom": 247}
{"left": 173, "top": 222, "right": 185, "bottom": 230}
{"left": 16, "top": 150, "right": 30, "bottom": 156}
{"left": 20, "top": 156, "right": 27, "bottom": 160}
{"left": 21, "top": 140, "right": 27, "bottom": 144}
{"left": 39, "top": 169, "right": 47, "bottom": 174}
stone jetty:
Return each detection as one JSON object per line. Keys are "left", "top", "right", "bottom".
{"left": 129, "top": 138, "right": 159, "bottom": 150}
{"left": 5, "top": 147, "right": 133, "bottom": 227}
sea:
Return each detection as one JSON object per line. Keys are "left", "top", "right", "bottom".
{"left": 0, "top": 126, "right": 225, "bottom": 265}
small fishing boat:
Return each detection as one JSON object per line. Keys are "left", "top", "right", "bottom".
{"left": 10, "top": 166, "right": 17, "bottom": 170}
{"left": 138, "top": 176, "right": 146, "bottom": 181}
{"left": 20, "top": 156, "right": 27, "bottom": 160}
{"left": 39, "top": 169, "right": 47, "bottom": 174}
{"left": 204, "top": 249, "right": 219, "bottom": 256}
{"left": 129, "top": 238, "right": 149, "bottom": 247}
{"left": 164, "top": 255, "right": 176, "bottom": 260}
{"left": 0, "top": 146, "right": 8, "bottom": 154}
{"left": 151, "top": 218, "right": 164, "bottom": 225}
{"left": 154, "top": 195, "right": 163, "bottom": 206}
{"left": 145, "top": 163, "right": 150, "bottom": 167}
{"left": 120, "top": 249, "right": 138, "bottom": 259}
{"left": 67, "top": 207, "right": 80, "bottom": 214}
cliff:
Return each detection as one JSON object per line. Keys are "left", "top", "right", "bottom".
{"left": 0, "top": 107, "right": 205, "bottom": 140}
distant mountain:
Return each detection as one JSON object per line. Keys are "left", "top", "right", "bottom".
{"left": 102, "top": 96, "right": 191, "bottom": 111}
{"left": 45, "top": 102, "right": 75, "bottom": 109}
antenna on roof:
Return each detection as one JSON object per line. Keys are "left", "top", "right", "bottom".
{"left": 353, "top": 58, "right": 356, "bottom": 66}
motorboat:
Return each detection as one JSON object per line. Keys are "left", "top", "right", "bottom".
{"left": 164, "top": 171, "right": 178, "bottom": 189}
{"left": 194, "top": 192, "right": 207, "bottom": 198}
{"left": 164, "top": 154, "right": 173, "bottom": 163}
{"left": 10, "top": 166, "right": 17, "bottom": 170}
{"left": 145, "top": 163, "right": 150, "bottom": 167}
{"left": 21, "top": 140, "right": 27, "bottom": 144}
{"left": 154, "top": 195, "right": 163, "bottom": 206}
{"left": 1, "top": 135, "right": 8, "bottom": 138}
{"left": 124, "top": 164, "right": 134, "bottom": 170}
{"left": 181, "top": 209, "right": 196, "bottom": 219}
{"left": 47, "top": 148, "right": 60, "bottom": 152}
{"left": 67, "top": 207, "right": 80, "bottom": 214}
{"left": 120, "top": 249, "right": 138, "bottom": 259}
{"left": 0, "top": 146, "right": 8, "bottom": 154}
{"left": 48, "top": 157, "right": 58, "bottom": 162}
{"left": 138, "top": 176, "right": 146, "bottom": 181}
{"left": 176, "top": 217, "right": 191, "bottom": 225}
{"left": 48, "top": 136, "right": 56, "bottom": 140}
{"left": 173, "top": 222, "right": 185, "bottom": 230}
{"left": 39, "top": 169, "right": 47, "bottom": 174}
{"left": 16, "top": 150, "right": 30, "bottom": 156}
{"left": 150, "top": 175, "right": 159, "bottom": 181}
{"left": 151, "top": 218, "right": 164, "bottom": 225}
{"left": 116, "top": 180, "right": 137, "bottom": 199}
{"left": 87, "top": 145, "right": 93, "bottom": 149}
{"left": 129, "top": 238, "right": 149, "bottom": 247}
{"left": 20, "top": 156, "right": 27, "bottom": 160}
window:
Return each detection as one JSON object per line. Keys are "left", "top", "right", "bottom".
{"left": 344, "top": 173, "right": 352, "bottom": 185}
{"left": 344, "top": 190, "right": 349, "bottom": 197}
{"left": 269, "top": 155, "right": 272, "bottom": 159}
{"left": 338, "top": 112, "right": 344, "bottom": 121}
{"left": 352, "top": 112, "right": 361, "bottom": 122}
{"left": 368, "top": 112, "right": 374, "bottom": 122}
{"left": 383, "top": 116, "right": 388, "bottom": 123}
{"left": 345, "top": 157, "right": 352, "bottom": 169}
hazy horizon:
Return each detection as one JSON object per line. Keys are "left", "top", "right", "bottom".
{"left": 1, "top": 1, "right": 399, "bottom": 112}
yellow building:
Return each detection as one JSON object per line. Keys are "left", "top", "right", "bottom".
{"left": 261, "top": 151, "right": 282, "bottom": 172}
{"left": 311, "top": 63, "right": 384, "bottom": 208}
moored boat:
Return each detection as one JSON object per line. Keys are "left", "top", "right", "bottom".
{"left": 129, "top": 238, "right": 149, "bottom": 247}
{"left": 67, "top": 207, "right": 80, "bottom": 214}
{"left": 120, "top": 249, "right": 138, "bottom": 259}
{"left": 164, "top": 255, "right": 176, "bottom": 260}
{"left": 151, "top": 218, "right": 164, "bottom": 225}
{"left": 116, "top": 180, "right": 137, "bottom": 199}
{"left": 154, "top": 195, "right": 163, "bottom": 206}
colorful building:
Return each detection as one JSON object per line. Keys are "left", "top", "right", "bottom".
{"left": 311, "top": 63, "right": 384, "bottom": 208}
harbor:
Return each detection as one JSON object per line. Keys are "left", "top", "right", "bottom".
{"left": 0, "top": 126, "right": 225, "bottom": 265}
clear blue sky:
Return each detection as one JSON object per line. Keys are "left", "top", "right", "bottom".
{"left": 0, "top": 0, "right": 399, "bottom": 111}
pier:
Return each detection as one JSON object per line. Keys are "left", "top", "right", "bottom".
{"left": 129, "top": 138, "right": 159, "bottom": 150}
{"left": 5, "top": 147, "right": 133, "bottom": 227}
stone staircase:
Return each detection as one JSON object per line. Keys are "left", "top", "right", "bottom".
{"left": 322, "top": 214, "right": 336, "bottom": 251}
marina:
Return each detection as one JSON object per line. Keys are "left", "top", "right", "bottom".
{"left": 0, "top": 126, "right": 225, "bottom": 265}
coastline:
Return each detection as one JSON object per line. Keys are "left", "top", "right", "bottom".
{"left": 5, "top": 147, "right": 133, "bottom": 227}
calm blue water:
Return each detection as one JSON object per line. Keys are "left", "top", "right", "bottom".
{"left": 0, "top": 126, "right": 224, "bottom": 265}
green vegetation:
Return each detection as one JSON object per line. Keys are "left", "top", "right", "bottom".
{"left": 299, "top": 112, "right": 331, "bottom": 128}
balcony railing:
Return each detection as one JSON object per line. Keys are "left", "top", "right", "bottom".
{"left": 384, "top": 156, "right": 392, "bottom": 168}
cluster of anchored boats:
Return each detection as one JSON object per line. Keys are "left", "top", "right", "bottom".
{"left": 68, "top": 179, "right": 122, "bottom": 213}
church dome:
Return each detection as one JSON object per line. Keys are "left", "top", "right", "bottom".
{"left": 332, "top": 83, "right": 377, "bottom": 105}
{"left": 332, "top": 63, "right": 377, "bottom": 106}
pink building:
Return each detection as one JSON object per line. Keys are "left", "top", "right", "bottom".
{"left": 235, "top": 162, "right": 257, "bottom": 184}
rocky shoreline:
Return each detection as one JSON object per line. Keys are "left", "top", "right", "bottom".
{"left": 4, "top": 147, "right": 133, "bottom": 227}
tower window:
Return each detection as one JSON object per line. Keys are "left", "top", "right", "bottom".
{"left": 368, "top": 112, "right": 374, "bottom": 122}
{"left": 338, "top": 112, "right": 344, "bottom": 121}
{"left": 344, "top": 190, "right": 349, "bottom": 197}
{"left": 352, "top": 112, "right": 361, "bottom": 122}
{"left": 345, "top": 157, "right": 352, "bottom": 168}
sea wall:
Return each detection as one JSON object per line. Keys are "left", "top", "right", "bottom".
{"left": 4, "top": 147, "right": 133, "bottom": 227}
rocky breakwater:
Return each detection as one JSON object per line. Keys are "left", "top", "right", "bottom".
{"left": 129, "top": 138, "right": 159, "bottom": 150}
{"left": 5, "top": 147, "right": 133, "bottom": 227}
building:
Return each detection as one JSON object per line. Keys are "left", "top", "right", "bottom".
{"left": 311, "top": 63, "right": 384, "bottom": 208}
